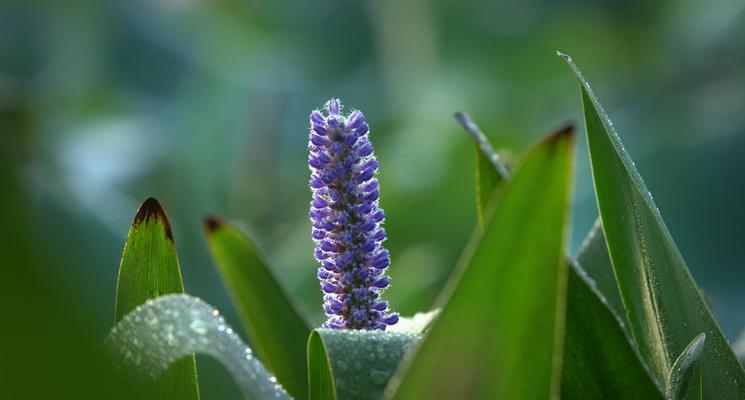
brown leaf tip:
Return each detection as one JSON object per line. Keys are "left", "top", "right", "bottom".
{"left": 133, "top": 197, "right": 174, "bottom": 241}
{"left": 204, "top": 215, "right": 224, "bottom": 234}
{"left": 549, "top": 122, "right": 575, "bottom": 140}
{"left": 540, "top": 121, "right": 575, "bottom": 152}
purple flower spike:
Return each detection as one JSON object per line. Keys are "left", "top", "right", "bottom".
{"left": 308, "top": 98, "right": 397, "bottom": 330}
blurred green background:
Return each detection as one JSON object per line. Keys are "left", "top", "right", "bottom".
{"left": 2, "top": 0, "right": 744, "bottom": 397}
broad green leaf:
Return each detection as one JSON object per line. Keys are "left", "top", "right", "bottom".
{"left": 314, "top": 329, "right": 420, "bottom": 400}
{"left": 105, "top": 294, "right": 290, "bottom": 400}
{"left": 308, "top": 331, "right": 337, "bottom": 400}
{"left": 115, "top": 197, "right": 199, "bottom": 400}
{"left": 561, "top": 263, "right": 663, "bottom": 399}
{"left": 574, "top": 219, "right": 626, "bottom": 325}
{"left": 666, "top": 333, "right": 705, "bottom": 400}
{"left": 387, "top": 128, "right": 574, "bottom": 399}
{"left": 454, "top": 112, "right": 509, "bottom": 228}
{"left": 204, "top": 217, "right": 310, "bottom": 398}
{"left": 459, "top": 117, "right": 660, "bottom": 397}
{"left": 457, "top": 111, "right": 626, "bottom": 326}
{"left": 561, "top": 51, "right": 745, "bottom": 397}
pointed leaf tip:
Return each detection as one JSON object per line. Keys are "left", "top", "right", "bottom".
{"left": 666, "top": 333, "right": 706, "bottom": 400}
{"left": 453, "top": 112, "right": 470, "bottom": 127}
{"left": 454, "top": 111, "right": 510, "bottom": 180}
{"left": 117, "top": 197, "right": 196, "bottom": 398}
{"left": 134, "top": 197, "right": 164, "bottom": 222}
{"left": 556, "top": 50, "right": 572, "bottom": 61}
{"left": 203, "top": 215, "right": 224, "bottom": 234}
{"left": 539, "top": 123, "right": 575, "bottom": 154}
{"left": 548, "top": 122, "right": 575, "bottom": 141}
{"left": 133, "top": 197, "right": 173, "bottom": 241}
{"left": 687, "top": 333, "right": 706, "bottom": 361}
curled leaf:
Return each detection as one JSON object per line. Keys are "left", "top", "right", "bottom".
{"left": 104, "top": 294, "right": 290, "bottom": 400}
{"left": 315, "top": 329, "right": 421, "bottom": 400}
{"left": 666, "top": 334, "right": 706, "bottom": 400}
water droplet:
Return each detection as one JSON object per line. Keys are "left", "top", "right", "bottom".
{"left": 189, "top": 319, "right": 208, "bottom": 335}
{"left": 165, "top": 331, "right": 177, "bottom": 346}
{"left": 370, "top": 369, "right": 389, "bottom": 386}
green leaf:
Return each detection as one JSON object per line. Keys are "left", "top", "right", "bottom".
{"left": 454, "top": 112, "right": 510, "bottom": 228}
{"left": 387, "top": 128, "right": 575, "bottom": 399}
{"left": 203, "top": 217, "right": 310, "bottom": 398}
{"left": 561, "top": 51, "right": 745, "bottom": 397}
{"left": 461, "top": 115, "right": 660, "bottom": 397}
{"left": 307, "top": 331, "right": 337, "bottom": 400}
{"left": 457, "top": 111, "right": 626, "bottom": 325}
{"left": 561, "top": 263, "right": 663, "bottom": 398}
{"left": 575, "top": 218, "right": 626, "bottom": 325}
{"left": 105, "top": 294, "right": 291, "bottom": 400}
{"left": 115, "top": 197, "right": 200, "bottom": 400}
{"left": 666, "top": 333, "right": 706, "bottom": 400}
{"left": 314, "top": 329, "right": 420, "bottom": 400}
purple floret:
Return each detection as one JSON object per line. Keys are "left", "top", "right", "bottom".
{"left": 308, "top": 98, "right": 398, "bottom": 330}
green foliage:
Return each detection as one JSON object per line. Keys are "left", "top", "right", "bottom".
{"left": 459, "top": 114, "right": 663, "bottom": 398}
{"left": 115, "top": 197, "right": 200, "bottom": 400}
{"left": 388, "top": 128, "right": 574, "bottom": 399}
{"left": 98, "top": 58, "right": 745, "bottom": 400}
{"left": 666, "top": 333, "right": 706, "bottom": 400}
{"left": 203, "top": 217, "right": 310, "bottom": 398}
{"left": 561, "top": 266, "right": 664, "bottom": 398}
{"left": 562, "top": 52, "right": 745, "bottom": 398}
{"left": 8, "top": 3, "right": 745, "bottom": 397}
